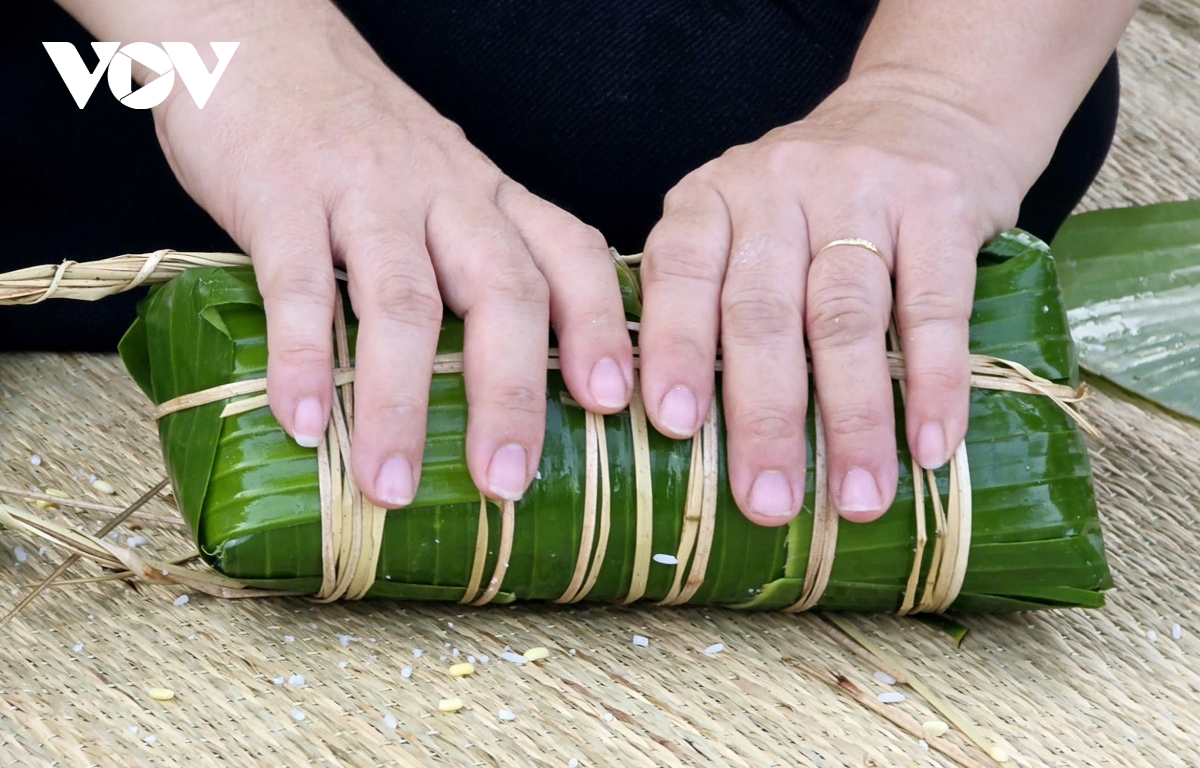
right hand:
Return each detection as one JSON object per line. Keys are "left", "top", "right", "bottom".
{"left": 151, "top": 1, "right": 633, "bottom": 507}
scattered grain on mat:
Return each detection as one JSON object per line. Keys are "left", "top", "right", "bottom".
{"left": 72, "top": 642, "right": 84, "bottom": 653}
{"left": 524, "top": 647, "right": 550, "bottom": 661}
{"left": 273, "top": 677, "right": 284, "bottom": 686}
{"left": 143, "top": 736, "right": 156, "bottom": 745}
{"left": 13, "top": 546, "right": 27, "bottom": 564}
{"left": 704, "top": 643, "right": 725, "bottom": 655}
{"left": 413, "top": 649, "right": 423, "bottom": 658}
{"left": 602, "top": 712, "right": 614, "bottom": 722}
{"left": 500, "top": 651, "right": 527, "bottom": 664}
{"left": 988, "top": 746, "right": 1010, "bottom": 762}
{"left": 283, "top": 635, "right": 294, "bottom": 642}
{"left": 401, "top": 665, "right": 412, "bottom": 679}
{"left": 173, "top": 595, "right": 189, "bottom": 607}
{"left": 383, "top": 713, "right": 398, "bottom": 730}
{"left": 1148, "top": 630, "right": 1158, "bottom": 643}
{"left": 569, "top": 760, "right": 579, "bottom": 768}
{"left": 288, "top": 674, "right": 305, "bottom": 686}
{"left": 438, "top": 698, "right": 463, "bottom": 713}
{"left": 92, "top": 479, "right": 116, "bottom": 494}
{"left": 126, "top": 535, "right": 149, "bottom": 548}
{"left": 633, "top": 635, "right": 649, "bottom": 647}
{"left": 290, "top": 709, "right": 306, "bottom": 722}
{"left": 877, "top": 692, "right": 905, "bottom": 704}
{"left": 498, "top": 710, "right": 516, "bottom": 722}
{"left": 918, "top": 740, "right": 929, "bottom": 752}
{"left": 449, "top": 663, "right": 474, "bottom": 677}
{"left": 147, "top": 688, "right": 174, "bottom": 701}
{"left": 1173, "top": 623, "right": 1183, "bottom": 640}
{"left": 873, "top": 671, "right": 896, "bottom": 685}
{"left": 922, "top": 720, "right": 948, "bottom": 737}
{"left": 467, "top": 655, "right": 476, "bottom": 664}
{"left": 480, "top": 655, "right": 490, "bottom": 663}
{"left": 29, "top": 455, "right": 40, "bottom": 466}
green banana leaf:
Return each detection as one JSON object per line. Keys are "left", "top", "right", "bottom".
{"left": 117, "top": 229, "right": 1110, "bottom": 611}
{"left": 1051, "top": 200, "right": 1200, "bottom": 422}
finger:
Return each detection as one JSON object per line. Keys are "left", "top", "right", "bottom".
{"left": 250, "top": 199, "right": 337, "bottom": 451}
{"left": 498, "top": 184, "right": 634, "bottom": 414}
{"left": 639, "top": 177, "right": 731, "bottom": 439}
{"left": 717, "top": 195, "right": 809, "bottom": 526}
{"left": 431, "top": 199, "right": 549, "bottom": 503}
{"left": 335, "top": 202, "right": 442, "bottom": 509}
{"left": 805, "top": 219, "right": 899, "bottom": 523}
{"left": 893, "top": 216, "right": 976, "bottom": 469}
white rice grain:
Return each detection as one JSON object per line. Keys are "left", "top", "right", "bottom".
{"left": 126, "top": 535, "right": 149, "bottom": 548}
{"left": 72, "top": 642, "right": 84, "bottom": 653}
{"left": 704, "top": 643, "right": 725, "bottom": 655}
{"left": 383, "top": 713, "right": 398, "bottom": 730}
{"left": 288, "top": 674, "right": 306, "bottom": 686}
{"left": 13, "top": 546, "right": 27, "bottom": 564}
{"left": 498, "top": 710, "right": 516, "bottom": 722}
{"left": 652, "top": 553, "right": 679, "bottom": 565}
{"left": 1173, "top": 624, "right": 1183, "bottom": 640}
{"left": 500, "top": 651, "right": 528, "bottom": 664}
{"left": 173, "top": 595, "right": 189, "bottom": 607}
{"left": 632, "top": 635, "right": 649, "bottom": 647}
{"left": 877, "top": 692, "right": 905, "bottom": 704}
{"left": 291, "top": 708, "right": 306, "bottom": 722}
{"left": 30, "top": 455, "right": 41, "bottom": 466}
{"left": 873, "top": 671, "right": 896, "bottom": 686}
{"left": 401, "top": 665, "right": 412, "bottom": 679}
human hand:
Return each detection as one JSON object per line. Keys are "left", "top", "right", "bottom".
{"left": 149, "top": 1, "right": 633, "bottom": 507}
{"left": 639, "top": 75, "right": 1025, "bottom": 526}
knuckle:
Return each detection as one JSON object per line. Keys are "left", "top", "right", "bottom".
{"left": 824, "top": 403, "right": 887, "bottom": 439}
{"left": 484, "top": 263, "right": 550, "bottom": 307}
{"left": 737, "top": 403, "right": 805, "bottom": 444}
{"left": 365, "top": 270, "right": 444, "bottom": 328}
{"left": 722, "top": 284, "right": 802, "bottom": 343}
{"left": 490, "top": 383, "right": 545, "bottom": 417}
{"left": 911, "top": 365, "right": 968, "bottom": 393}
{"left": 372, "top": 395, "right": 427, "bottom": 428}
{"left": 261, "top": 264, "right": 335, "bottom": 306}
{"left": 271, "top": 335, "right": 331, "bottom": 367}
{"left": 898, "top": 289, "right": 970, "bottom": 329}
{"left": 642, "top": 240, "right": 724, "bottom": 286}
{"left": 806, "top": 282, "right": 883, "bottom": 347}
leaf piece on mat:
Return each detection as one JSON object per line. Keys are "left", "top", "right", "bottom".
{"left": 1052, "top": 200, "right": 1200, "bottom": 421}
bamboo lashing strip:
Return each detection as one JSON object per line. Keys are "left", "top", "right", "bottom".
{"left": 658, "top": 419, "right": 706, "bottom": 606}
{"left": 621, "top": 375, "right": 655, "bottom": 604}
{"left": 1, "top": 251, "right": 1092, "bottom": 609}
{"left": 459, "top": 496, "right": 491, "bottom": 604}
{"left": 786, "top": 401, "right": 837, "bottom": 613}
{"left": 556, "top": 410, "right": 604, "bottom": 603}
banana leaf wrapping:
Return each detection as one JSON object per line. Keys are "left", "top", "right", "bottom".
{"left": 116, "top": 230, "right": 1111, "bottom": 612}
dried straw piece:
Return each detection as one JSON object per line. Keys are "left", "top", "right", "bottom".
{"left": 787, "top": 401, "right": 837, "bottom": 613}
{"left": 574, "top": 410, "right": 613, "bottom": 602}
{"left": 675, "top": 402, "right": 719, "bottom": 605}
{"left": 470, "top": 500, "right": 515, "bottom": 607}
{"left": 658, "top": 425, "right": 705, "bottom": 606}
{"left": 621, "top": 376, "right": 654, "bottom": 604}
{"left": 0, "top": 484, "right": 184, "bottom": 527}
{"left": 460, "top": 496, "right": 490, "bottom": 605}
{"left": 556, "top": 411, "right": 603, "bottom": 604}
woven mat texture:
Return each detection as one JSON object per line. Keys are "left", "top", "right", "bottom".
{"left": 2, "top": 4, "right": 1198, "bottom": 766}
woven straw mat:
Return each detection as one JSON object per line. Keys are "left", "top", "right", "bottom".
{"left": 1, "top": 4, "right": 1198, "bottom": 766}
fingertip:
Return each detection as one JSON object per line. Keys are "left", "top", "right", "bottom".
{"left": 486, "top": 443, "right": 530, "bottom": 501}
{"left": 913, "top": 421, "right": 948, "bottom": 470}
{"left": 292, "top": 397, "right": 327, "bottom": 448}
{"left": 587, "top": 356, "right": 632, "bottom": 412}
{"left": 655, "top": 384, "right": 700, "bottom": 438}
{"left": 371, "top": 454, "right": 417, "bottom": 509}
{"left": 836, "top": 467, "right": 891, "bottom": 522}
{"left": 742, "top": 470, "right": 801, "bottom": 527}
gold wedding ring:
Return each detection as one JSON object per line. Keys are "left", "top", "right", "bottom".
{"left": 813, "top": 237, "right": 888, "bottom": 266}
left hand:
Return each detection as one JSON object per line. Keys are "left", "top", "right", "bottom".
{"left": 638, "top": 75, "right": 1025, "bottom": 526}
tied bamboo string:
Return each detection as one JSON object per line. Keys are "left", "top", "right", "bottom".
{"left": 2, "top": 250, "right": 1095, "bottom": 609}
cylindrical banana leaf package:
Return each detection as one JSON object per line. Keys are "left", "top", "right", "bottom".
{"left": 117, "top": 230, "right": 1111, "bottom": 612}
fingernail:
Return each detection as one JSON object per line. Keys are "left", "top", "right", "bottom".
{"left": 838, "top": 467, "right": 884, "bottom": 513}
{"left": 293, "top": 398, "right": 325, "bottom": 448}
{"left": 588, "top": 357, "right": 628, "bottom": 409}
{"left": 375, "top": 454, "right": 416, "bottom": 507}
{"left": 487, "top": 443, "right": 528, "bottom": 501}
{"left": 915, "top": 423, "right": 947, "bottom": 469}
{"left": 749, "top": 471, "right": 794, "bottom": 519}
{"left": 659, "top": 385, "right": 698, "bottom": 437}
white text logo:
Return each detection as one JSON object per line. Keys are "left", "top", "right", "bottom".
{"left": 42, "top": 42, "right": 239, "bottom": 109}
